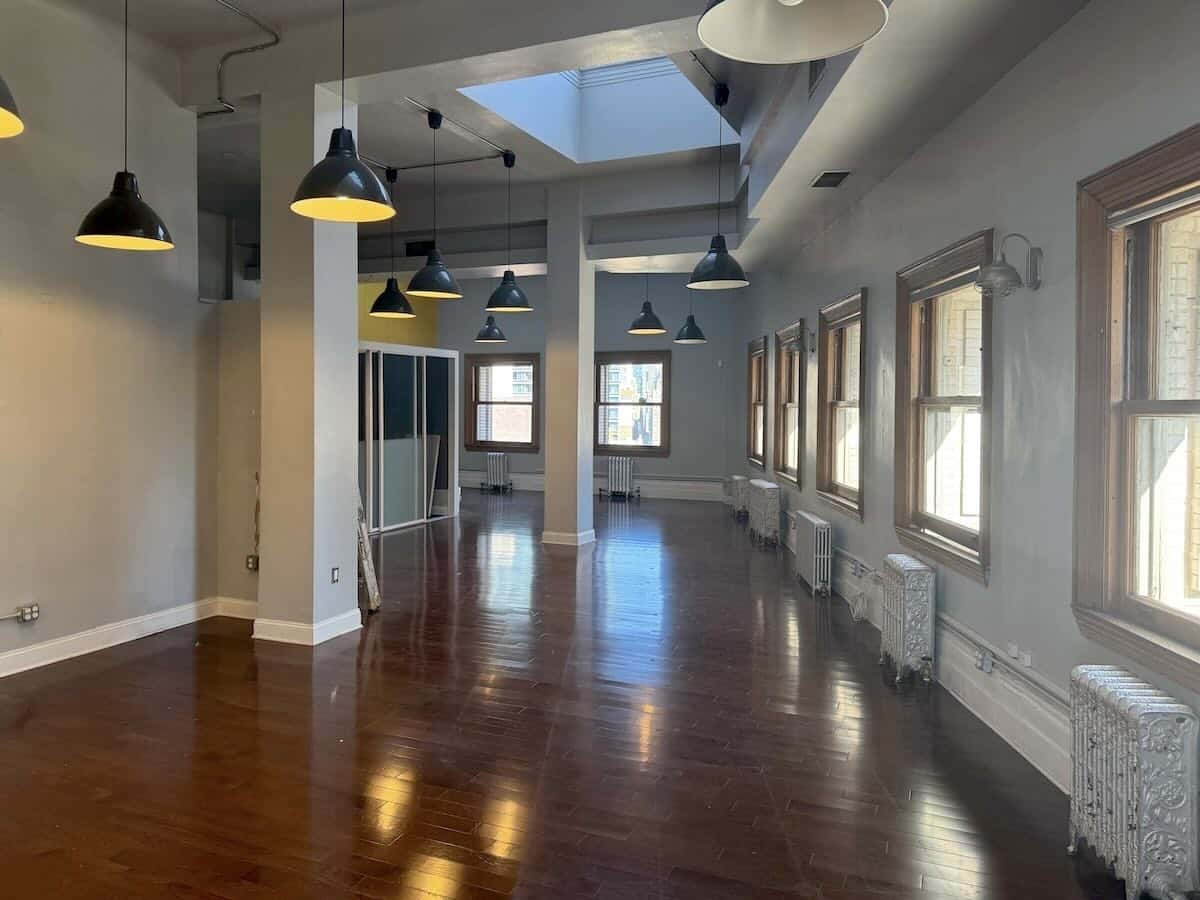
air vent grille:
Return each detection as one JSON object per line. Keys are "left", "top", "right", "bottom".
{"left": 811, "top": 170, "right": 850, "bottom": 189}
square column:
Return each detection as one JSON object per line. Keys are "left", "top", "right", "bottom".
{"left": 542, "top": 181, "right": 595, "bottom": 546}
{"left": 254, "top": 84, "right": 361, "bottom": 644}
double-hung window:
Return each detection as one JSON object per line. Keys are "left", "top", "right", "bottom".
{"left": 748, "top": 337, "right": 767, "bottom": 467}
{"left": 465, "top": 354, "right": 540, "bottom": 452}
{"left": 594, "top": 351, "right": 670, "bottom": 457}
{"left": 774, "top": 322, "right": 805, "bottom": 484}
{"left": 817, "top": 292, "right": 865, "bottom": 515}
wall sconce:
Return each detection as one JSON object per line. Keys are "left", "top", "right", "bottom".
{"left": 976, "top": 233, "right": 1042, "bottom": 296}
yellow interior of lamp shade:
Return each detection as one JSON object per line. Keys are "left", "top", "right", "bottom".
{"left": 369, "top": 310, "right": 416, "bottom": 319}
{"left": 0, "top": 108, "right": 24, "bottom": 138}
{"left": 687, "top": 279, "right": 749, "bottom": 290}
{"left": 487, "top": 304, "right": 533, "bottom": 312}
{"left": 628, "top": 328, "right": 667, "bottom": 335}
{"left": 74, "top": 233, "right": 175, "bottom": 251}
{"left": 290, "top": 196, "right": 395, "bottom": 223}
{"left": 406, "top": 289, "right": 463, "bottom": 300}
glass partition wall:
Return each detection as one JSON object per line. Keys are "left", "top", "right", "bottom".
{"left": 358, "top": 344, "right": 459, "bottom": 533}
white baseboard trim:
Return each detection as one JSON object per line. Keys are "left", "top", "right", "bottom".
{"left": 252, "top": 608, "right": 362, "bottom": 646}
{"left": 541, "top": 529, "right": 596, "bottom": 546}
{"left": 0, "top": 595, "right": 257, "bottom": 680}
{"left": 463, "top": 470, "right": 724, "bottom": 502}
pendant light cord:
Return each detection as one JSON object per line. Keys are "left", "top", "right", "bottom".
{"left": 340, "top": 0, "right": 346, "bottom": 129}
{"left": 506, "top": 164, "right": 512, "bottom": 266}
{"left": 432, "top": 125, "right": 439, "bottom": 242}
{"left": 123, "top": 0, "right": 128, "bottom": 171}
{"left": 715, "top": 100, "right": 722, "bottom": 237}
{"left": 388, "top": 181, "right": 395, "bottom": 278}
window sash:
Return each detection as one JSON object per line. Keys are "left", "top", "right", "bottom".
{"left": 817, "top": 291, "right": 866, "bottom": 515}
{"left": 774, "top": 324, "right": 804, "bottom": 482}
{"left": 594, "top": 350, "right": 671, "bottom": 457}
{"left": 466, "top": 354, "right": 540, "bottom": 452}
{"left": 748, "top": 339, "right": 767, "bottom": 465}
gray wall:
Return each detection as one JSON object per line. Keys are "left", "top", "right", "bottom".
{"left": 1, "top": 0, "right": 212, "bottom": 653}
{"left": 723, "top": 0, "right": 1200, "bottom": 704}
{"left": 436, "top": 272, "right": 738, "bottom": 482}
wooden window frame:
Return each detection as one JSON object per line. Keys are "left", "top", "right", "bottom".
{"left": 774, "top": 321, "right": 805, "bottom": 486}
{"left": 747, "top": 336, "right": 767, "bottom": 468}
{"left": 817, "top": 291, "right": 866, "bottom": 519}
{"left": 594, "top": 350, "right": 671, "bottom": 458}
{"left": 895, "top": 232, "right": 992, "bottom": 581}
{"left": 1075, "top": 123, "right": 1200, "bottom": 692}
{"left": 464, "top": 353, "right": 541, "bottom": 453}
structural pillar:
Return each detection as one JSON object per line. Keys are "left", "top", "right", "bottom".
{"left": 254, "top": 84, "right": 361, "bottom": 644}
{"left": 542, "top": 181, "right": 596, "bottom": 546}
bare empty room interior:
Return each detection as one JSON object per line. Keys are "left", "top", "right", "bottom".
{"left": 4, "top": 0, "right": 1200, "bottom": 897}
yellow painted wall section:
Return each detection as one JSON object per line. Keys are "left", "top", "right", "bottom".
{"left": 358, "top": 282, "right": 440, "bottom": 346}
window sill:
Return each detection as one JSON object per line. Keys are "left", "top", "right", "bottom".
{"left": 1073, "top": 606, "right": 1200, "bottom": 695}
{"left": 816, "top": 489, "right": 862, "bottom": 521}
{"left": 895, "top": 525, "right": 987, "bottom": 584}
{"left": 595, "top": 447, "right": 669, "bottom": 459}
{"left": 774, "top": 470, "right": 800, "bottom": 488}
{"left": 466, "top": 443, "right": 540, "bottom": 454}
{"left": 748, "top": 458, "right": 765, "bottom": 470}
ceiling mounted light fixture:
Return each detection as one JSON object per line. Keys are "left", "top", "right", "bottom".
{"left": 688, "top": 83, "right": 748, "bottom": 291}
{"left": 486, "top": 151, "right": 533, "bottom": 313}
{"left": 370, "top": 168, "right": 416, "bottom": 319}
{"left": 697, "top": 0, "right": 887, "bottom": 65}
{"left": 0, "top": 75, "right": 24, "bottom": 138}
{"left": 475, "top": 315, "right": 507, "bottom": 343}
{"left": 76, "top": 0, "right": 173, "bottom": 251}
{"left": 975, "top": 232, "right": 1043, "bottom": 297}
{"left": 407, "top": 110, "right": 463, "bottom": 300}
{"left": 291, "top": 0, "right": 394, "bottom": 223}
{"left": 629, "top": 276, "right": 667, "bottom": 336}
{"left": 674, "top": 314, "right": 707, "bottom": 345}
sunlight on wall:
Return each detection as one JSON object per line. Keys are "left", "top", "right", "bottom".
{"left": 358, "top": 282, "right": 440, "bottom": 345}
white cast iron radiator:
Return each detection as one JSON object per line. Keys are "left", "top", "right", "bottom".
{"left": 793, "top": 510, "right": 831, "bottom": 596}
{"left": 1069, "top": 665, "right": 1198, "bottom": 900}
{"left": 483, "top": 452, "right": 512, "bottom": 493}
{"left": 880, "top": 554, "right": 935, "bottom": 681}
{"left": 730, "top": 475, "right": 749, "bottom": 520}
{"left": 748, "top": 479, "right": 780, "bottom": 548}
{"left": 602, "top": 456, "right": 638, "bottom": 500}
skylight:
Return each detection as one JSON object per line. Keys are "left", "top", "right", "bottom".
{"left": 458, "top": 57, "right": 735, "bottom": 165}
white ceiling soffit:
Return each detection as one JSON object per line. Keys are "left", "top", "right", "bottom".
{"left": 740, "top": 0, "right": 1088, "bottom": 270}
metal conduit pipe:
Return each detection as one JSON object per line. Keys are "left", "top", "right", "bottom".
{"left": 197, "top": 0, "right": 280, "bottom": 119}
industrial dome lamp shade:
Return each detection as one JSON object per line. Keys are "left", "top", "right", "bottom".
{"left": 290, "top": 0, "right": 394, "bottom": 224}
{"left": 674, "top": 314, "right": 708, "bottom": 345}
{"left": 407, "top": 110, "right": 463, "bottom": 299}
{"left": 689, "top": 83, "right": 748, "bottom": 291}
{"left": 291, "top": 128, "right": 394, "bottom": 223}
{"left": 697, "top": 0, "right": 887, "bottom": 65}
{"left": 76, "top": 1, "right": 172, "bottom": 251}
{"left": 77, "top": 171, "right": 174, "bottom": 250}
{"left": 486, "top": 152, "right": 533, "bottom": 312}
{"left": 688, "top": 234, "right": 749, "bottom": 290}
{"left": 370, "top": 169, "right": 416, "bottom": 318}
{"left": 974, "top": 233, "right": 1043, "bottom": 297}
{"left": 0, "top": 75, "right": 25, "bottom": 138}
{"left": 475, "top": 315, "right": 507, "bottom": 343}
{"left": 629, "top": 302, "right": 667, "bottom": 336}
{"left": 370, "top": 277, "right": 415, "bottom": 318}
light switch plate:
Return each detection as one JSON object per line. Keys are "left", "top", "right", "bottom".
{"left": 331, "top": 567, "right": 340, "bottom": 584}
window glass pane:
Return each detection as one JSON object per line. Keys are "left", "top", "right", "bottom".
{"left": 478, "top": 363, "right": 533, "bottom": 403}
{"left": 932, "top": 286, "right": 983, "bottom": 397}
{"left": 784, "top": 406, "right": 800, "bottom": 473}
{"left": 1156, "top": 210, "right": 1200, "bottom": 400}
{"left": 833, "top": 405, "right": 860, "bottom": 490}
{"left": 752, "top": 405, "right": 764, "bottom": 457}
{"left": 476, "top": 403, "right": 532, "bottom": 444}
{"left": 1134, "top": 416, "right": 1200, "bottom": 617}
{"left": 599, "top": 404, "right": 662, "bottom": 448}
{"left": 840, "top": 322, "right": 861, "bottom": 403}
{"left": 921, "top": 405, "right": 981, "bottom": 532}
{"left": 600, "top": 362, "right": 663, "bottom": 404}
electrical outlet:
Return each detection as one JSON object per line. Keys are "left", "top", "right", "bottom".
{"left": 17, "top": 604, "right": 39, "bottom": 624}
{"left": 331, "top": 567, "right": 340, "bottom": 584}
{"left": 1006, "top": 642, "right": 1020, "bottom": 659}
{"left": 976, "top": 648, "right": 994, "bottom": 674}
{"left": 245, "top": 554, "right": 259, "bottom": 572}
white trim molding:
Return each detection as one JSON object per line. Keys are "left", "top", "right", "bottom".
{"left": 541, "top": 529, "right": 597, "bottom": 547}
{"left": 252, "top": 608, "right": 362, "bottom": 646}
{"left": 0, "top": 596, "right": 258, "bottom": 680}
{"left": 462, "top": 470, "right": 725, "bottom": 502}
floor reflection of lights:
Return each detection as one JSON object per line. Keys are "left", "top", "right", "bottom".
{"left": 479, "top": 796, "right": 526, "bottom": 860}
{"left": 637, "top": 690, "right": 658, "bottom": 766}
{"left": 365, "top": 766, "right": 416, "bottom": 844}
{"left": 402, "top": 854, "right": 466, "bottom": 898}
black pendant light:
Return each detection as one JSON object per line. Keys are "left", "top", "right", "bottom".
{"left": 486, "top": 151, "right": 533, "bottom": 313}
{"left": 629, "top": 276, "right": 667, "bottom": 336}
{"left": 0, "top": 75, "right": 24, "bottom": 138}
{"left": 407, "top": 111, "right": 463, "bottom": 300}
{"left": 291, "top": 0, "right": 394, "bottom": 223}
{"left": 370, "top": 168, "right": 416, "bottom": 318}
{"left": 688, "top": 83, "right": 748, "bottom": 291}
{"left": 475, "top": 315, "right": 507, "bottom": 343}
{"left": 75, "top": 0, "right": 173, "bottom": 251}
{"left": 697, "top": 0, "right": 887, "bottom": 66}
{"left": 675, "top": 314, "right": 707, "bottom": 345}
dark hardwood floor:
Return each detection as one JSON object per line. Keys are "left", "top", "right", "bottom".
{"left": 0, "top": 492, "right": 1123, "bottom": 899}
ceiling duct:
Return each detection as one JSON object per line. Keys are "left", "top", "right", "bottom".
{"left": 197, "top": 0, "right": 280, "bottom": 119}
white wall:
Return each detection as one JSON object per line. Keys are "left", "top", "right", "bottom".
{"left": 728, "top": 0, "right": 1200, "bottom": 702}
{"left": 0, "top": 0, "right": 210, "bottom": 653}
